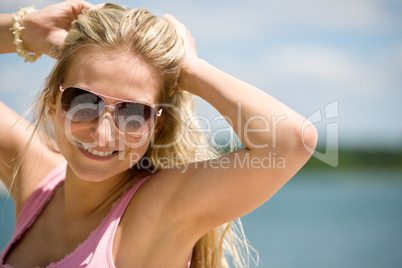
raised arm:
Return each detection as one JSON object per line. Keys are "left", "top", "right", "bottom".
{"left": 0, "top": 0, "right": 94, "bottom": 56}
{"left": 0, "top": 0, "right": 94, "bottom": 213}
{"left": 149, "top": 15, "right": 318, "bottom": 239}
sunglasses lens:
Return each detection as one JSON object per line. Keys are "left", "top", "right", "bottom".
{"left": 115, "top": 102, "right": 156, "bottom": 136}
{"left": 61, "top": 87, "right": 105, "bottom": 123}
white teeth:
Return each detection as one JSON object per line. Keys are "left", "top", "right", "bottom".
{"left": 81, "top": 144, "right": 115, "bottom": 157}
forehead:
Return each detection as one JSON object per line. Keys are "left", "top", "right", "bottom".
{"left": 63, "top": 47, "right": 163, "bottom": 103}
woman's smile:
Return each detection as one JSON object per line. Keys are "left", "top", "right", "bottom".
{"left": 77, "top": 141, "right": 121, "bottom": 160}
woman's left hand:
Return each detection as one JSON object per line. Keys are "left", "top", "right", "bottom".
{"left": 162, "top": 14, "right": 200, "bottom": 92}
{"left": 20, "top": 0, "right": 98, "bottom": 58}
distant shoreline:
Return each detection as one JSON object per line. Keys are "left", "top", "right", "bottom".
{"left": 303, "top": 148, "right": 402, "bottom": 170}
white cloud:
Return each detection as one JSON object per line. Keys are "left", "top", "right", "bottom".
{"left": 215, "top": 43, "right": 401, "bottom": 97}
{"left": 270, "top": 47, "right": 358, "bottom": 81}
{"left": 130, "top": 0, "right": 400, "bottom": 42}
{"left": 263, "top": 0, "right": 393, "bottom": 31}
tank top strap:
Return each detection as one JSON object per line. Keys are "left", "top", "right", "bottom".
{"left": 15, "top": 162, "right": 67, "bottom": 238}
{"left": 107, "top": 175, "right": 150, "bottom": 223}
{"left": 89, "top": 176, "right": 151, "bottom": 266}
{"left": 105, "top": 175, "right": 192, "bottom": 268}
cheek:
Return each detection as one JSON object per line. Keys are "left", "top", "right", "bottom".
{"left": 120, "top": 134, "right": 152, "bottom": 152}
{"left": 51, "top": 103, "right": 92, "bottom": 149}
{"left": 51, "top": 108, "right": 77, "bottom": 153}
{"left": 63, "top": 121, "right": 93, "bottom": 144}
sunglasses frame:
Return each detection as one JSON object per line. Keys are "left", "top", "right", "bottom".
{"left": 59, "top": 84, "right": 162, "bottom": 137}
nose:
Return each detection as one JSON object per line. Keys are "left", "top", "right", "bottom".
{"left": 92, "top": 114, "right": 116, "bottom": 147}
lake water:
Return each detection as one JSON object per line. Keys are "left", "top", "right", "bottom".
{"left": 1, "top": 168, "right": 401, "bottom": 267}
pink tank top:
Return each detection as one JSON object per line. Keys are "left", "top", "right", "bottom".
{"left": 0, "top": 162, "right": 192, "bottom": 267}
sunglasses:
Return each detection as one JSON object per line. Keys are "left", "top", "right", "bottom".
{"left": 59, "top": 84, "right": 162, "bottom": 137}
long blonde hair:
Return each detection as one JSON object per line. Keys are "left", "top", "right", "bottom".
{"left": 33, "top": 3, "right": 257, "bottom": 267}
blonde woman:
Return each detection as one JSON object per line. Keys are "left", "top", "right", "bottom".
{"left": 0, "top": 1, "right": 318, "bottom": 267}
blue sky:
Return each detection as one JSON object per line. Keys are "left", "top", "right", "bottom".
{"left": 1, "top": 0, "right": 401, "bottom": 149}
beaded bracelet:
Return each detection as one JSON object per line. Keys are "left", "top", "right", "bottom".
{"left": 10, "top": 6, "right": 42, "bottom": 63}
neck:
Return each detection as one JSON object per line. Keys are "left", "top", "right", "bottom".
{"left": 60, "top": 165, "right": 134, "bottom": 224}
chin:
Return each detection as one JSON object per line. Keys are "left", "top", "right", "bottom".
{"left": 66, "top": 161, "right": 129, "bottom": 183}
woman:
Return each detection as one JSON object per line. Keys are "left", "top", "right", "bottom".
{"left": 0, "top": 1, "right": 318, "bottom": 267}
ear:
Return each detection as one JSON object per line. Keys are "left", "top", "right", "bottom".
{"left": 153, "top": 115, "right": 165, "bottom": 134}
{"left": 47, "top": 98, "right": 57, "bottom": 117}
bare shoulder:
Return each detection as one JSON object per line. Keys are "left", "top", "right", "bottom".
{"left": 15, "top": 143, "right": 65, "bottom": 214}
{"left": 0, "top": 101, "right": 65, "bottom": 214}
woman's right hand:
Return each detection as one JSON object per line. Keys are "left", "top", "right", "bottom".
{"left": 19, "top": 0, "right": 95, "bottom": 58}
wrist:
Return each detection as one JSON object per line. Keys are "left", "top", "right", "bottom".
{"left": 179, "top": 58, "right": 211, "bottom": 95}
{"left": 19, "top": 12, "right": 34, "bottom": 52}
{"left": 10, "top": 6, "right": 42, "bottom": 63}
{"left": 0, "top": 14, "right": 16, "bottom": 53}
